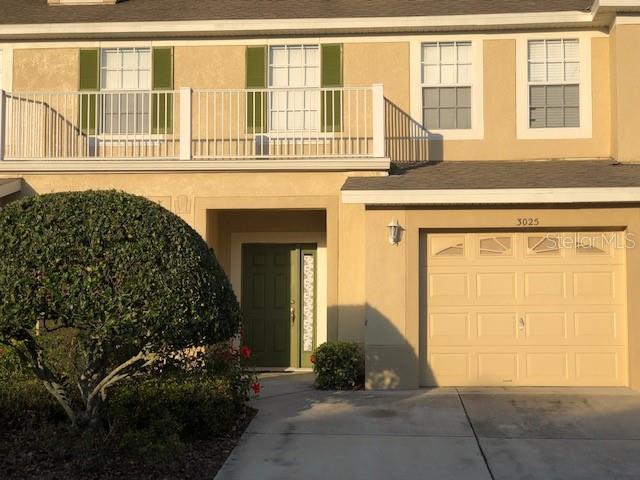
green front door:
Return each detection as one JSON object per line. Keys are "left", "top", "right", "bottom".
{"left": 241, "top": 244, "right": 317, "bottom": 368}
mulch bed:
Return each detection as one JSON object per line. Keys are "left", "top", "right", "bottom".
{"left": 0, "top": 408, "right": 257, "bottom": 480}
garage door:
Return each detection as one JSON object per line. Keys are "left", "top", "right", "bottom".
{"left": 424, "top": 232, "right": 628, "bottom": 387}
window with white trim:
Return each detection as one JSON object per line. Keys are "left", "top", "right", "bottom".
{"left": 268, "top": 45, "right": 320, "bottom": 132}
{"left": 100, "top": 47, "right": 152, "bottom": 134}
{"left": 528, "top": 39, "right": 580, "bottom": 129}
{"left": 421, "top": 41, "right": 472, "bottom": 130}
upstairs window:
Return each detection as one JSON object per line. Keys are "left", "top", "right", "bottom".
{"left": 268, "top": 45, "right": 320, "bottom": 132}
{"left": 528, "top": 39, "right": 580, "bottom": 129}
{"left": 421, "top": 41, "right": 472, "bottom": 130}
{"left": 100, "top": 47, "right": 152, "bottom": 134}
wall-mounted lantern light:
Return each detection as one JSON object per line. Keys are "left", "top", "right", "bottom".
{"left": 387, "top": 219, "right": 402, "bottom": 246}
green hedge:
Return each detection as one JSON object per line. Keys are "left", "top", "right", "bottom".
{"left": 313, "top": 342, "right": 364, "bottom": 390}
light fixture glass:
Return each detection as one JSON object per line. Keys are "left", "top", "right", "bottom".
{"left": 387, "top": 219, "right": 402, "bottom": 245}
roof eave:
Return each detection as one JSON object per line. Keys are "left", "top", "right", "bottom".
{"left": 0, "top": 11, "right": 603, "bottom": 40}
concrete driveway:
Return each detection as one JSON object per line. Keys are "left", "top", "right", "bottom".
{"left": 216, "top": 373, "right": 640, "bottom": 480}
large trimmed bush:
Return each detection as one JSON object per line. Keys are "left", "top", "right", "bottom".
{"left": 313, "top": 342, "right": 364, "bottom": 390}
{"left": 0, "top": 190, "right": 241, "bottom": 426}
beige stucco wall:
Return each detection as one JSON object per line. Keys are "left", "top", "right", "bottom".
{"left": 610, "top": 24, "right": 640, "bottom": 162}
{"left": 429, "top": 37, "right": 611, "bottom": 162}
{"left": 344, "top": 42, "right": 410, "bottom": 112}
{"left": 365, "top": 207, "right": 640, "bottom": 390}
{"left": 12, "top": 48, "right": 79, "bottom": 92}
{"left": 174, "top": 45, "right": 245, "bottom": 89}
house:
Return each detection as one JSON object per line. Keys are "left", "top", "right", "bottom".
{"left": 2, "top": 0, "right": 640, "bottom": 390}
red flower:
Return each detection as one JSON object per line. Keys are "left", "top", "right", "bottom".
{"left": 310, "top": 354, "right": 316, "bottom": 365}
{"left": 240, "top": 345, "right": 252, "bottom": 359}
{"left": 251, "top": 381, "right": 261, "bottom": 396}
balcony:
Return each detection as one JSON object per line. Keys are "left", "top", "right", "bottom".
{"left": 0, "top": 85, "right": 387, "bottom": 171}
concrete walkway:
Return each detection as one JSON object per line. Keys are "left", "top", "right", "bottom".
{"left": 216, "top": 374, "right": 640, "bottom": 480}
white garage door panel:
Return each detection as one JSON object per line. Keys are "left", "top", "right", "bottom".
{"left": 424, "top": 232, "right": 628, "bottom": 387}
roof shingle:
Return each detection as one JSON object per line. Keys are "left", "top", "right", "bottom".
{"left": 0, "top": 0, "right": 593, "bottom": 25}
{"left": 342, "top": 161, "right": 640, "bottom": 191}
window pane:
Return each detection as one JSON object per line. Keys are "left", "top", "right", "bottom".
{"left": 289, "top": 46, "right": 303, "bottom": 66}
{"left": 530, "top": 86, "right": 546, "bottom": 108}
{"left": 424, "top": 108, "right": 439, "bottom": 129}
{"left": 457, "top": 87, "right": 471, "bottom": 108}
{"left": 439, "top": 88, "right": 456, "bottom": 107}
{"left": 270, "top": 47, "right": 287, "bottom": 66}
{"left": 423, "top": 88, "right": 440, "bottom": 108}
{"left": 440, "top": 43, "right": 455, "bottom": 63}
{"left": 439, "top": 108, "right": 456, "bottom": 129}
{"left": 564, "top": 39, "right": 580, "bottom": 62}
{"left": 546, "top": 107, "right": 564, "bottom": 127}
{"left": 270, "top": 67, "right": 287, "bottom": 87}
{"left": 546, "top": 40, "right": 563, "bottom": 62}
{"left": 122, "top": 70, "right": 139, "bottom": 89}
{"left": 288, "top": 66, "right": 304, "bottom": 87}
{"left": 139, "top": 51, "right": 151, "bottom": 69}
{"left": 528, "top": 41, "right": 546, "bottom": 62}
{"left": 104, "top": 50, "right": 120, "bottom": 69}
{"left": 139, "top": 70, "right": 151, "bottom": 90}
{"left": 457, "top": 42, "right": 472, "bottom": 63}
{"left": 104, "top": 70, "right": 120, "bottom": 90}
{"left": 565, "top": 106, "right": 580, "bottom": 127}
{"left": 564, "top": 85, "right": 579, "bottom": 107}
{"left": 530, "top": 107, "right": 546, "bottom": 128}
{"left": 304, "top": 46, "right": 319, "bottom": 66}
{"left": 457, "top": 108, "right": 471, "bottom": 129}
{"left": 529, "top": 63, "right": 546, "bottom": 83}
{"left": 546, "top": 85, "right": 564, "bottom": 107}
{"left": 122, "top": 50, "right": 138, "bottom": 69}
{"left": 424, "top": 65, "right": 440, "bottom": 85}
{"left": 423, "top": 44, "right": 439, "bottom": 64}
{"left": 547, "top": 62, "right": 564, "bottom": 83}
{"left": 457, "top": 64, "right": 471, "bottom": 84}
{"left": 440, "top": 64, "right": 455, "bottom": 84}
{"left": 565, "top": 62, "right": 580, "bottom": 83}
{"left": 305, "top": 66, "right": 318, "bottom": 87}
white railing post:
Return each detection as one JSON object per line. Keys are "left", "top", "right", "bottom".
{"left": 0, "top": 90, "right": 5, "bottom": 160}
{"left": 372, "top": 84, "right": 385, "bottom": 158}
{"left": 180, "top": 87, "right": 192, "bottom": 160}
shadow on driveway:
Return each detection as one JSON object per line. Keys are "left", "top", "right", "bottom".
{"left": 216, "top": 375, "right": 640, "bottom": 480}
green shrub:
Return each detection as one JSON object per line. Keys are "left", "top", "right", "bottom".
{"left": 313, "top": 342, "right": 364, "bottom": 390}
{"left": 105, "top": 374, "right": 244, "bottom": 443}
{"left": 0, "top": 378, "right": 66, "bottom": 428}
{"left": 0, "top": 190, "right": 241, "bottom": 426}
{"left": 0, "top": 347, "right": 27, "bottom": 382}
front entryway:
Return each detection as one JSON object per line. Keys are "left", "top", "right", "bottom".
{"left": 241, "top": 244, "right": 317, "bottom": 368}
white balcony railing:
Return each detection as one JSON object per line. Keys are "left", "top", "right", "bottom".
{"left": 0, "top": 85, "right": 385, "bottom": 162}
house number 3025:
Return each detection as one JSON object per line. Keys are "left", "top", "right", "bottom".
{"left": 517, "top": 218, "right": 540, "bottom": 226}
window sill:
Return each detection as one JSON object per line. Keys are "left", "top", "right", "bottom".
{"left": 516, "top": 126, "right": 592, "bottom": 140}
{"left": 424, "top": 128, "right": 484, "bottom": 141}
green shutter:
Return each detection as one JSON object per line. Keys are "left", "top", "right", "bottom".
{"left": 152, "top": 47, "right": 174, "bottom": 134}
{"left": 321, "top": 44, "right": 343, "bottom": 132}
{"left": 246, "top": 46, "right": 267, "bottom": 134}
{"left": 79, "top": 49, "right": 99, "bottom": 135}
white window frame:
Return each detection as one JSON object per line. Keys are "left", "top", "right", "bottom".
{"left": 267, "top": 44, "right": 321, "bottom": 134}
{"left": 516, "top": 33, "right": 593, "bottom": 140}
{"left": 99, "top": 47, "right": 153, "bottom": 137}
{"left": 421, "top": 41, "right": 473, "bottom": 130}
{"left": 410, "top": 37, "right": 484, "bottom": 141}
